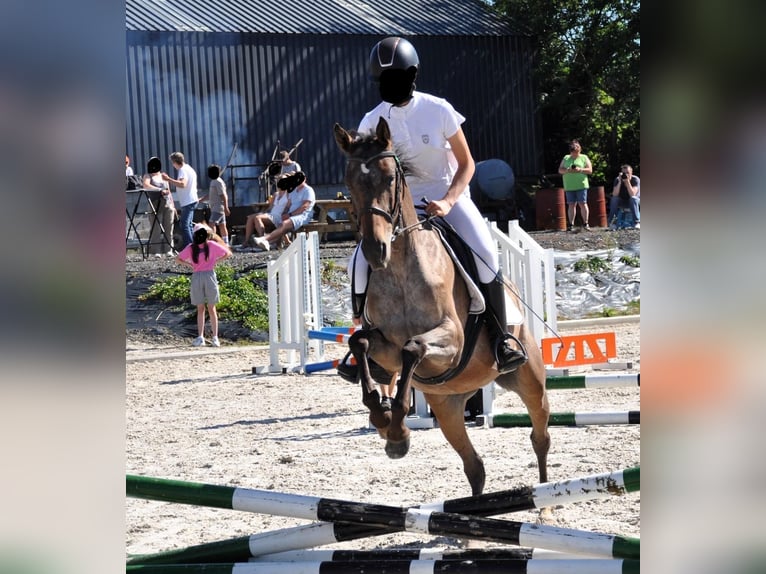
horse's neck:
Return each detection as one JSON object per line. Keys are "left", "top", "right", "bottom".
{"left": 392, "top": 188, "right": 440, "bottom": 264}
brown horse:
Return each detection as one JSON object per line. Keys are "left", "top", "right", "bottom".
{"left": 333, "top": 118, "right": 551, "bottom": 496}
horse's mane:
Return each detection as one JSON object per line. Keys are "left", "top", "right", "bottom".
{"left": 351, "top": 128, "right": 423, "bottom": 180}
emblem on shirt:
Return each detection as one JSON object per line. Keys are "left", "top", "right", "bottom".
{"left": 422, "top": 135, "right": 429, "bottom": 144}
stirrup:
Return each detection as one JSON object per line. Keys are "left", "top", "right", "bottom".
{"left": 494, "top": 333, "right": 528, "bottom": 374}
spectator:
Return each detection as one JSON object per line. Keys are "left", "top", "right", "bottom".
{"left": 558, "top": 139, "right": 593, "bottom": 231}
{"left": 252, "top": 171, "right": 314, "bottom": 251}
{"left": 199, "top": 164, "right": 231, "bottom": 245}
{"left": 162, "top": 152, "right": 198, "bottom": 249}
{"left": 278, "top": 150, "right": 301, "bottom": 175}
{"left": 609, "top": 164, "right": 640, "bottom": 229}
{"left": 142, "top": 156, "right": 176, "bottom": 257}
{"left": 175, "top": 223, "right": 232, "bottom": 347}
{"left": 126, "top": 155, "right": 134, "bottom": 176}
{"left": 343, "top": 36, "right": 526, "bottom": 377}
{"left": 239, "top": 174, "right": 291, "bottom": 250}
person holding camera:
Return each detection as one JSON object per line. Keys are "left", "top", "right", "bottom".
{"left": 558, "top": 139, "right": 593, "bottom": 231}
{"left": 608, "top": 164, "right": 640, "bottom": 229}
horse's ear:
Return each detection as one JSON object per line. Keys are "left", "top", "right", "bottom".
{"left": 375, "top": 117, "right": 392, "bottom": 147}
{"left": 333, "top": 123, "right": 353, "bottom": 153}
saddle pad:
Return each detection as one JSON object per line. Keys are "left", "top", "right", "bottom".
{"left": 504, "top": 291, "right": 524, "bottom": 326}
{"left": 435, "top": 229, "right": 524, "bottom": 325}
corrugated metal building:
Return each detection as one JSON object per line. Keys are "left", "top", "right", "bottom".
{"left": 126, "top": 0, "right": 542, "bottom": 204}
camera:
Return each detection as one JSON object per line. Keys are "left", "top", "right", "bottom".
{"left": 620, "top": 173, "right": 628, "bottom": 180}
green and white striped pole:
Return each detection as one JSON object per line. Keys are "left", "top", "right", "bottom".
{"left": 127, "top": 474, "right": 639, "bottom": 561}
{"left": 478, "top": 410, "right": 640, "bottom": 428}
{"left": 128, "top": 466, "right": 639, "bottom": 520}
{"left": 545, "top": 373, "right": 640, "bottom": 390}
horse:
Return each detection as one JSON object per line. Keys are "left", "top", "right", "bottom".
{"left": 333, "top": 117, "right": 551, "bottom": 497}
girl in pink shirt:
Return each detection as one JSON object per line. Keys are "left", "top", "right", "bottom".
{"left": 176, "top": 223, "right": 231, "bottom": 347}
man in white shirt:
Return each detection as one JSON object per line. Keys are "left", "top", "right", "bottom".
{"left": 163, "top": 152, "right": 199, "bottom": 248}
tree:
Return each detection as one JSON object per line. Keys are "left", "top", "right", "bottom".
{"left": 491, "top": 0, "right": 640, "bottom": 183}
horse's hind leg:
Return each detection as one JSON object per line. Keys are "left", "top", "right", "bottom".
{"left": 425, "top": 392, "right": 486, "bottom": 495}
{"left": 497, "top": 327, "right": 550, "bottom": 486}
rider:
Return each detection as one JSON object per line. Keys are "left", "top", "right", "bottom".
{"left": 341, "top": 36, "right": 526, "bottom": 379}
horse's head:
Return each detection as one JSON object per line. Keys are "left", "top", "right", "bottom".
{"left": 334, "top": 117, "right": 403, "bottom": 270}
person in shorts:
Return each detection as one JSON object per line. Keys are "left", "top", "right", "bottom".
{"left": 176, "top": 223, "right": 232, "bottom": 347}
{"left": 252, "top": 171, "right": 315, "bottom": 251}
{"left": 558, "top": 139, "right": 593, "bottom": 231}
{"left": 240, "top": 174, "right": 291, "bottom": 249}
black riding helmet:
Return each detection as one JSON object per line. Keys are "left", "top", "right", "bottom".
{"left": 368, "top": 37, "right": 419, "bottom": 81}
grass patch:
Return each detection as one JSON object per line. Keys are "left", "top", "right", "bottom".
{"left": 139, "top": 264, "right": 270, "bottom": 332}
{"left": 573, "top": 254, "right": 612, "bottom": 273}
{"left": 619, "top": 254, "right": 640, "bottom": 267}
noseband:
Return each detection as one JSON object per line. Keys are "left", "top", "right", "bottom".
{"left": 347, "top": 150, "right": 404, "bottom": 236}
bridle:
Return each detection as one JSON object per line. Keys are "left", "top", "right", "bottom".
{"left": 346, "top": 150, "right": 406, "bottom": 239}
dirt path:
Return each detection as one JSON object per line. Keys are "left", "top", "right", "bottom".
{"left": 126, "top": 319, "right": 640, "bottom": 559}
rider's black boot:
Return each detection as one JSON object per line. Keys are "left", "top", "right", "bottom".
{"left": 481, "top": 273, "right": 528, "bottom": 374}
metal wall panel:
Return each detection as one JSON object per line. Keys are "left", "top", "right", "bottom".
{"left": 126, "top": 0, "right": 519, "bottom": 36}
{"left": 126, "top": 32, "right": 541, "bottom": 204}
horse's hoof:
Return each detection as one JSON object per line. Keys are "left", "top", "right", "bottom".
{"left": 385, "top": 438, "right": 410, "bottom": 459}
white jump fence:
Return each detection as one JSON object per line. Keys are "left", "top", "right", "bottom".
{"left": 255, "top": 221, "right": 556, "bottom": 377}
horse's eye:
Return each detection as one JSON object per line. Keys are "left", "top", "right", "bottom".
{"left": 388, "top": 176, "right": 395, "bottom": 187}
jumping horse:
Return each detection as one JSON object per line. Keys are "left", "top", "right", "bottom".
{"left": 333, "top": 118, "right": 551, "bottom": 496}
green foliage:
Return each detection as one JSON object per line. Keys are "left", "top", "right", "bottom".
{"left": 619, "top": 254, "right": 640, "bottom": 267}
{"left": 215, "top": 267, "right": 270, "bottom": 332}
{"left": 139, "top": 264, "right": 270, "bottom": 332}
{"left": 321, "top": 260, "right": 348, "bottom": 289}
{"left": 573, "top": 254, "right": 611, "bottom": 273}
{"left": 490, "top": 0, "right": 640, "bottom": 182}
{"left": 139, "top": 274, "right": 190, "bottom": 302}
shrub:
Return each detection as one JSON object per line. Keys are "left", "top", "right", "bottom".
{"left": 139, "top": 264, "right": 270, "bottom": 332}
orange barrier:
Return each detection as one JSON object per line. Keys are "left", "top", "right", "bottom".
{"left": 541, "top": 332, "right": 617, "bottom": 367}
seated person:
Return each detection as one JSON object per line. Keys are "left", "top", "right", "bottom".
{"left": 608, "top": 164, "right": 640, "bottom": 228}
{"left": 240, "top": 174, "right": 291, "bottom": 248}
{"left": 252, "top": 171, "right": 315, "bottom": 251}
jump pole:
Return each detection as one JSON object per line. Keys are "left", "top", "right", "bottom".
{"left": 477, "top": 411, "right": 640, "bottom": 428}
{"left": 127, "top": 521, "right": 624, "bottom": 566}
{"left": 304, "top": 356, "right": 356, "bottom": 374}
{"left": 545, "top": 373, "right": 639, "bottom": 390}
{"left": 126, "top": 558, "right": 640, "bottom": 573}
{"left": 307, "top": 330, "right": 353, "bottom": 343}
{"left": 248, "top": 547, "right": 601, "bottom": 562}
{"left": 127, "top": 467, "right": 638, "bottom": 518}
{"left": 127, "top": 473, "right": 639, "bottom": 560}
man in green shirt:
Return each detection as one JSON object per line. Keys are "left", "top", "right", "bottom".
{"left": 558, "top": 139, "right": 593, "bottom": 231}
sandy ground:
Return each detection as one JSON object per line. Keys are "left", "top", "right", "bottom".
{"left": 126, "top": 319, "right": 640, "bottom": 560}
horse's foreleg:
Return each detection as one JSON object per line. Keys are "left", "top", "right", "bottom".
{"left": 383, "top": 339, "right": 426, "bottom": 459}
{"left": 425, "top": 393, "right": 486, "bottom": 495}
{"left": 348, "top": 331, "right": 391, "bottom": 432}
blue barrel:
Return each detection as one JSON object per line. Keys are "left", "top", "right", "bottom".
{"left": 472, "top": 159, "right": 515, "bottom": 201}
